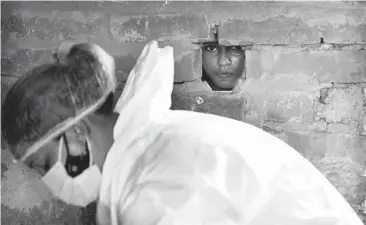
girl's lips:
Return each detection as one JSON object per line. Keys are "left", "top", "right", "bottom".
{"left": 217, "top": 72, "right": 234, "bottom": 77}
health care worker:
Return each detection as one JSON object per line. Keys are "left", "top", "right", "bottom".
{"left": 1, "top": 41, "right": 363, "bottom": 225}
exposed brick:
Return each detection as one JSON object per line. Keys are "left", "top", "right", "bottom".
{"left": 114, "top": 41, "right": 201, "bottom": 83}
{"left": 1, "top": 75, "right": 18, "bottom": 88}
{"left": 285, "top": 132, "right": 366, "bottom": 212}
{"left": 5, "top": 10, "right": 108, "bottom": 42}
{"left": 1, "top": 14, "right": 27, "bottom": 43}
{"left": 327, "top": 121, "right": 359, "bottom": 134}
{"left": 159, "top": 40, "right": 202, "bottom": 82}
{"left": 4, "top": 1, "right": 79, "bottom": 12}
{"left": 316, "top": 86, "right": 363, "bottom": 123}
{"left": 244, "top": 110, "right": 262, "bottom": 129}
{"left": 171, "top": 91, "right": 245, "bottom": 121}
{"left": 77, "top": 2, "right": 206, "bottom": 18}
{"left": 1, "top": 76, "right": 18, "bottom": 102}
{"left": 285, "top": 131, "right": 328, "bottom": 160}
{"left": 109, "top": 14, "right": 209, "bottom": 44}
{"left": 1, "top": 58, "right": 16, "bottom": 75}
{"left": 286, "top": 131, "right": 366, "bottom": 211}
{"left": 173, "top": 80, "right": 212, "bottom": 93}
{"left": 109, "top": 15, "right": 147, "bottom": 44}
{"left": 321, "top": 134, "right": 366, "bottom": 210}
{"left": 219, "top": 17, "right": 319, "bottom": 45}
{"left": 322, "top": 24, "right": 366, "bottom": 44}
{"left": 207, "top": 2, "right": 366, "bottom": 45}
{"left": 246, "top": 49, "right": 366, "bottom": 83}
{"left": 263, "top": 91, "right": 315, "bottom": 123}
{"left": 4, "top": 2, "right": 365, "bottom": 45}
{"left": 284, "top": 118, "right": 328, "bottom": 133}
{"left": 148, "top": 14, "right": 209, "bottom": 41}
{"left": 262, "top": 120, "right": 284, "bottom": 133}
{"left": 1, "top": 48, "right": 54, "bottom": 76}
{"left": 324, "top": 133, "right": 366, "bottom": 169}
{"left": 237, "top": 66, "right": 327, "bottom": 129}
{"left": 114, "top": 53, "right": 138, "bottom": 82}
{"left": 173, "top": 47, "right": 201, "bottom": 82}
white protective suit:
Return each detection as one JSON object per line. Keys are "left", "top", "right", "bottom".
{"left": 96, "top": 41, "right": 363, "bottom": 225}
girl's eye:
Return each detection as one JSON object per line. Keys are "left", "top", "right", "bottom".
{"left": 230, "top": 46, "right": 244, "bottom": 55}
{"left": 204, "top": 45, "right": 219, "bottom": 52}
{"left": 231, "top": 46, "right": 244, "bottom": 50}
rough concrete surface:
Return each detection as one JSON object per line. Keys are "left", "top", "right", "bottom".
{"left": 1, "top": 1, "right": 366, "bottom": 224}
{"left": 171, "top": 91, "right": 246, "bottom": 121}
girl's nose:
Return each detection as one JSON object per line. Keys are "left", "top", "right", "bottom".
{"left": 218, "top": 48, "right": 231, "bottom": 66}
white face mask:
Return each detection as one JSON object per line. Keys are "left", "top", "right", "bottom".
{"left": 42, "top": 135, "right": 102, "bottom": 207}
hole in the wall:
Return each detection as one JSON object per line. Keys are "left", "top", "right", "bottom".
{"left": 200, "top": 42, "right": 245, "bottom": 92}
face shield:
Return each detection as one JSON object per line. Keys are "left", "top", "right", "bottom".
{"left": 1, "top": 43, "right": 117, "bottom": 162}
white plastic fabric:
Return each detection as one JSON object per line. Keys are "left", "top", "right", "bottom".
{"left": 96, "top": 41, "right": 363, "bottom": 225}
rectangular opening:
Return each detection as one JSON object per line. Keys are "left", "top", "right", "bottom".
{"left": 201, "top": 42, "right": 246, "bottom": 92}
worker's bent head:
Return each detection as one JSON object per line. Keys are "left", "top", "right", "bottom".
{"left": 1, "top": 42, "right": 118, "bottom": 207}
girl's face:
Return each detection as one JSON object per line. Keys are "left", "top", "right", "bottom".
{"left": 202, "top": 44, "right": 245, "bottom": 91}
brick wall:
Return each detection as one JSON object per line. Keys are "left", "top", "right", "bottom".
{"left": 1, "top": 1, "right": 366, "bottom": 224}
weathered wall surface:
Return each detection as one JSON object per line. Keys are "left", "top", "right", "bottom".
{"left": 1, "top": 1, "right": 366, "bottom": 224}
